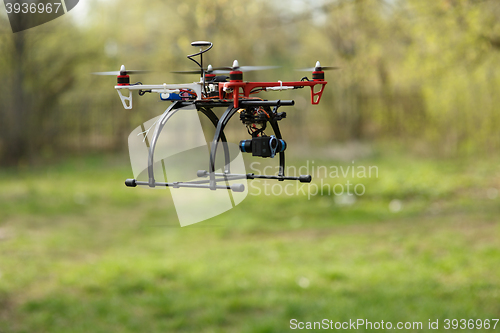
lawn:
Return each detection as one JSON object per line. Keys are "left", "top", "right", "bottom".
{"left": 0, "top": 152, "right": 499, "bottom": 332}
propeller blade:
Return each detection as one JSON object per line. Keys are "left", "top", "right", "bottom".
{"left": 211, "top": 65, "right": 280, "bottom": 72}
{"left": 296, "top": 66, "right": 340, "bottom": 72}
{"left": 173, "top": 64, "right": 220, "bottom": 75}
{"left": 171, "top": 69, "right": 227, "bottom": 75}
{"left": 172, "top": 63, "right": 280, "bottom": 75}
{"left": 92, "top": 70, "right": 150, "bottom": 76}
{"left": 124, "top": 70, "right": 150, "bottom": 75}
{"left": 239, "top": 65, "right": 280, "bottom": 72}
{"left": 92, "top": 71, "right": 121, "bottom": 76}
{"left": 173, "top": 66, "right": 279, "bottom": 74}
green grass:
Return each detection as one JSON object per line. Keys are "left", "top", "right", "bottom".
{"left": 1, "top": 153, "right": 500, "bottom": 332}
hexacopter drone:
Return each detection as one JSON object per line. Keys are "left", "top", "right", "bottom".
{"left": 94, "top": 41, "right": 334, "bottom": 192}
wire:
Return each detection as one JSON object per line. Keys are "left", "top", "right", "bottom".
{"left": 250, "top": 88, "right": 266, "bottom": 94}
{"left": 179, "top": 89, "right": 197, "bottom": 98}
{"left": 260, "top": 107, "right": 270, "bottom": 118}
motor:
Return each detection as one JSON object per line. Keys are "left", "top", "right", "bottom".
{"left": 239, "top": 135, "right": 286, "bottom": 158}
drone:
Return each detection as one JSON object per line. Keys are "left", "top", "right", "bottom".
{"left": 94, "top": 41, "right": 335, "bottom": 193}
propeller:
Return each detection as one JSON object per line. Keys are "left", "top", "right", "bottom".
{"left": 172, "top": 64, "right": 225, "bottom": 75}
{"left": 173, "top": 61, "right": 280, "bottom": 74}
{"left": 296, "top": 61, "right": 340, "bottom": 72}
{"left": 92, "top": 65, "right": 150, "bottom": 76}
{"left": 213, "top": 60, "right": 280, "bottom": 73}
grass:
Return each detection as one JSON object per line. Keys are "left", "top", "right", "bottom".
{"left": 0, "top": 152, "right": 500, "bottom": 332}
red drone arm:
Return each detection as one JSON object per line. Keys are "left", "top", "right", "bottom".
{"left": 219, "top": 79, "right": 328, "bottom": 108}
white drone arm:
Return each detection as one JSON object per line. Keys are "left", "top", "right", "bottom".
{"left": 114, "top": 83, "right": 202, "bottom": 110}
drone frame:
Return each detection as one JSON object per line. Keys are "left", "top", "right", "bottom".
{"left": 108, "top": 41, "right": 329, "bottom": 192}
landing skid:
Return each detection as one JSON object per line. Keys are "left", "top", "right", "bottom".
{"left": 125, "top": 99, "right": 312, "bottom": 191}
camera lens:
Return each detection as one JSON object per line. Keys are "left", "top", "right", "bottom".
{"left": 239, "top": 140, "right": 252, "bottom": 153}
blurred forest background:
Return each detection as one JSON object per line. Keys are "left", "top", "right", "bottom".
{"left": 2, "top": 0, "right": 500, "bottom": 166}
{"left": 2, "top": 1, "right": 500, "bottom": 332}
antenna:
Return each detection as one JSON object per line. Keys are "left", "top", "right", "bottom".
{"left": 187, "top": 41, "right": 213, "bottom": 96}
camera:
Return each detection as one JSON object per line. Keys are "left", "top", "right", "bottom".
{"left": 239, "top": 135, "right": 286, "bottom": 158}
